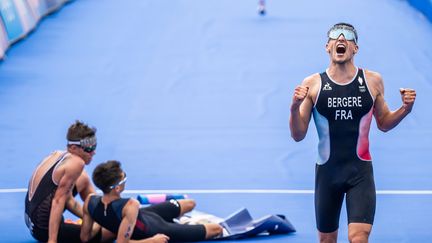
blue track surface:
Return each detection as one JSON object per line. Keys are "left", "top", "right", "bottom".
{"left": 1, "top": 0, "right": 432, "bottom": 242}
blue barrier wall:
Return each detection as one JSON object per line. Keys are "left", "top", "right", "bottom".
{"left": 408, "top": 0, "right": 432, "bottom": 22}
{"left": 0, "top": 0, "right": 25, "bottom": 44}
{"left": 0, "top": 0, "right": 71, "bottom": 60}
{"left": 0, "top": 20, "right": 8, "bottom": 59}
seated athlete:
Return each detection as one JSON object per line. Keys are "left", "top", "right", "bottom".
{"left": 80, "top": 160, "right": 223, "bottom": 243}
{"left": 24, "top": 120, "right": 109, "bottom": 243}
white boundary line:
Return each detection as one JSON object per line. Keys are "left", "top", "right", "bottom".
{"left": 1, "top": 188, "right": 432, "bottom": 195}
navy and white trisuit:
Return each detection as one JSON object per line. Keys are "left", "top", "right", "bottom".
{"left": 88, "top": 195, "right": 207, "bottom": 242}
{"left": 312, "top": 68, "right": 375, "bottom": 233}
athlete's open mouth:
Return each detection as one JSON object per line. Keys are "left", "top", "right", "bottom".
{"left": 336, "top": 44, "right": 346, "bottom": 54}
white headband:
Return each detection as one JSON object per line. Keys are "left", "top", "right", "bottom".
{"left": 67, "top": 136, "right": 97, "bottom": 147}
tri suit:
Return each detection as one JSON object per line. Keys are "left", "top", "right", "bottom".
{"left": 24, "top": 151, "right": 101, "bottom": 242}
{"left": 312, "top": 68, "right": 375, "bottom": 232}
{"left": 88, "top": 195, "right": 207, "bottom": 242}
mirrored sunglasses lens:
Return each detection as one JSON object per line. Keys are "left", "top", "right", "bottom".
{"left": 329, "top": 29, "right": 355, "bottom": 41}
{"left": 83, "top": 145, "right": 96, "bottom": 153}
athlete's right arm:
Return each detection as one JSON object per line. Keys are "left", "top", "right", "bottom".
{"left": 289, "top": 76, "right": 317, "bottom": 141}
{"left": 116, "top": 199, "right": 140, "bottom": 243}
{"left": 117, "top": 199, "right": 170, "bottom": 243}
{"left": 48, "top": 161, "right": 84, "bottom": 243}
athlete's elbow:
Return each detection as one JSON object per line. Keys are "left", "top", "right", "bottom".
{"left": 290, "top": 121, "right": 308, "bottom": 142}
{"left": 291, "top": 132, "right": 305, "bottom": 142}
{"left": 378, "top": 126, "right": 391, "bottom": 133}
{"left": 377, "top": 122, "right": 392, "bottom": 133}
{"left": 51, "top": 197, "right": 63, "bottom": 209}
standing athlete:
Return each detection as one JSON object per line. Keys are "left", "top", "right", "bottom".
{"left": 257, "top": 0, "right": 266, "bottom": 15}
{"left": 289, "top": 23, "right": 416, "bottom": 243}
{"left": 25, "top": 120, "right": 104, "bottom": 243}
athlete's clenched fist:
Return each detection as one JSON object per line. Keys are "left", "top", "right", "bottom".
{"left": 399, "top": 88, "right": 416, "bottom": 112}
{"left": 291, "top": 85, "right": 309, "bottom": 110}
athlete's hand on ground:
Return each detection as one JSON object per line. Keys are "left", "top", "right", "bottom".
{"left": 291, "top": 85, "right": 309, "bottom": 110}
{"left": 150, "top": 234, "right": 169, "bottom": 243}
{"left": 399, "top": 88, "right": 416, "bottom": 112}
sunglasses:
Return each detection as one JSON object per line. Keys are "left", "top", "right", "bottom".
{"left": 328, "top": 27, "right": 357, "bottom": 44}
{"left": 81, "top": 144, "right": 97, "bottom": 153}
{"left": 109, "top": 173, "right": 127, "bottom": 189}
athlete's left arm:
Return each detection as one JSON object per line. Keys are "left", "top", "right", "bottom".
{"left": 65, "top": 193, "right": 83, "bottom": 218}
{"left": 75, "top": 170, "right": 96, "bottom": 202}
{"left": 80, "top": 195, "right": 94, "bottom": 242}
{"left": 80, "top": 194, "right": 105, "bottom": 243}
{"left": 367, "top": 70, "right": 416, "bottom": 132}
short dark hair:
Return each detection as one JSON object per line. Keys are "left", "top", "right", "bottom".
{"left": 328, "top": 22, "right": 358, "bottom": 42}
{"left": 66, "top": 120, "right": 96, "bottom": 142}
{"left": 92, "top": 160, "right": 123, "bottom": 193}
{"left": 333, "top": 22, "right": 355, "bottom": 29}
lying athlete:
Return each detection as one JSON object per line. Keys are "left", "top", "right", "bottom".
{"left": 80, "top": 160, "right": 223, "bottom": 243}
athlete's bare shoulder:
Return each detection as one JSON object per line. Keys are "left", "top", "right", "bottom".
{"left": 123, "top": 198, "right": 140, "bottom": 216}
{"left": 53, "top": 153, "right": 85, "bottom": 180}
{"left": 364, "top": 69, "right": 383, "bottom": 83}
{"left": 302, "top": 73, "right": 321, "bottom": 85}
{"left": 301, "top": 73, "right": 321, "bottom": 99}
{"left": 67, "top": 154, "right": 86, "bottom": 172}
{"left": 364, "top": 69, "right": 384, "bottom": 97}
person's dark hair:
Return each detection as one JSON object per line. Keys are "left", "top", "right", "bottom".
{"left": 92, "top": 160, "right": 123, "bottom": 193}
{"left": 66, "top": 120, "right": 96, "bottom": 142}
{"left": 329, "top": 22, "right": 358, "bottom": 42}
{"left": 333, "top": 22, "right": 356, "bottom": 30}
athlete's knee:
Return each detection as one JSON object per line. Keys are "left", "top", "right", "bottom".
{"left": 178, "top": 199, "right": 196, "bottom": 215}
{"left": 348, "top": 223, "right": 371, "bottom": 243}
{"left": 348, "top": 230, "right": 370, "bottom": 243}
{"left": 319, "top": 230, "right": 338, "bottom": 243}
{"left": 204, "top": 223, "right": 223, "bottom": 239}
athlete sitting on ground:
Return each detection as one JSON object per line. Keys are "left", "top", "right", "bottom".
{"left": 24, "top": 120, "right": 106, "bottom": 243}
{"left": 80, "top": 160, "right": 223, "bottom": 243}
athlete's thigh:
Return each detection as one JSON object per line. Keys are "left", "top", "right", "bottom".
{"left": 57, "top": 222, "right": 81, "bottom": 243}
{"left": 315, "top": 164, "right": 345, "bottom": 233}
{"left": 147, "top": 219, "right": 206, "bottom": 242}
{"left": 141, "top": 200, "right": 181, "bottom": 222}
{"left": 346, "top": 171, "right": 376, "bottom": 225}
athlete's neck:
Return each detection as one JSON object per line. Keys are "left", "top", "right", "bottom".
{"left": 327, "top": 63, "right": 357, "bottom": 84}
{"left": 102, "top": 192, "right": 121, "bottom": 205}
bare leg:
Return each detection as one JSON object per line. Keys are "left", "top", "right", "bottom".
{"left": 319, "top": 229, "right": 338, "bottom": 243}
{"left": 100, "top": 227, "right": 116, "bottom": 243}
{"left": 177, "top": 199, "right": 196, "bottom": 216}
{"left": 204, "top": 223, "right": 223, "bottom": 239}
{"left": 177, "top": 199, "right": 222, "bottom": 239}
{"left": 348, "top": 223, "right": 372, "bottom": 243}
